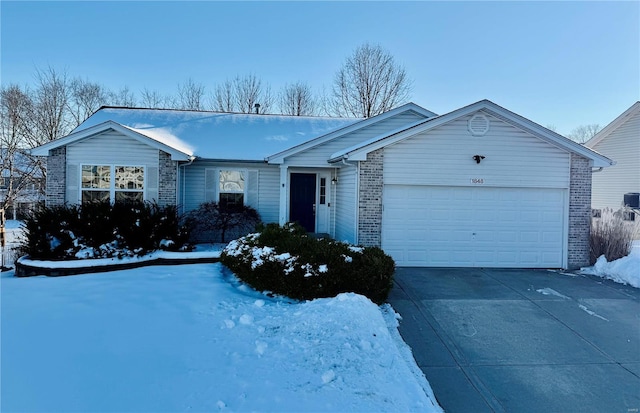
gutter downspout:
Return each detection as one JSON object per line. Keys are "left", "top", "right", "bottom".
{"left": 335, "top": 155, "right": 359, "bottom": 245}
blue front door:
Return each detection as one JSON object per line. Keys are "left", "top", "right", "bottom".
{"left": 290, "top": 173, "right": 316, "bottom": 232}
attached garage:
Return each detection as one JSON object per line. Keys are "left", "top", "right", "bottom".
{"left": 382, "top": 185, "right": 566, "bottom": 267}
{"left": 333, "top": 100, "right": 614, "bottom": 269}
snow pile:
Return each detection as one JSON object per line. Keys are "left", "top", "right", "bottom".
{"left": 1, "top": 263, "right": 441, "bottom": 412}
{"left": 580, "top": 241, "right": 640, "bottom": 288}
{"left": 17, "top": 247, "right": 223, "bottom": 269}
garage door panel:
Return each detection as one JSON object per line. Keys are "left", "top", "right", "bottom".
{"left": 382, "top": 185, "right": 565, "bottom": 267}
{"left": 497, "top": 231, "right": 518, "bottom": 242}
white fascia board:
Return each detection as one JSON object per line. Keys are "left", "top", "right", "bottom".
{"left": 585, "top": 101, "right": 640, "bottom": 149}
{"left": 479, "top": 105, "right": 614, "bottom": 168}
{"left": 328, "top": 118, "right": 429, "bottom": 162}
{"left": 30, "top": 120, "right": 193, "bottom": 161}
{"left": 30, "top": 120, "right": 122, "bottom": 156}
{"left": 332, "top": 102, "right": 488, "bottom": 162}
{"left": 266, "top": 102, "right": 437, "bottom": 164}
{"left": 335, "top": 100, "right": 614, "bottom": 168}
{"left": 267, "top": 119, "right": 365, "bottom": 164}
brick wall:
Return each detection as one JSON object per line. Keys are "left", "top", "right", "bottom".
{"left": 45, "top": 147, "right": 66, "bottom": 206}
{"left": 158, "top": 150, "right": 177, "bottom": 207}
{"left": 357, "top": 149, "right": 384, "bottom": 247}
{"left": 568, "top": 153, "right": 592, "bottom": 269}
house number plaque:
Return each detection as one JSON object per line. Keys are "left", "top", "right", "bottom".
{"left": 471, "top": 178, "right": 485, "bottom": 184}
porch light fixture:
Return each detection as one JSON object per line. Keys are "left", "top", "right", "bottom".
{"left": 331, "top": 177, "right": 338, "bottom": 185}
{"left": 473, "top": 155, "right": 485, "bottom": 164}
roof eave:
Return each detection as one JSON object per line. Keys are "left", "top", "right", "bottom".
{"left": 266, "top": 102, "right": 437, "bottom": 162}
{"left": 329, "top": 99, "right": 614, "bottom": 168}
{"left": 585, "top": 101, "right": 640, "bottom": 148}
{"left": 30, "top": 120, "right": 193, "bottom": 161}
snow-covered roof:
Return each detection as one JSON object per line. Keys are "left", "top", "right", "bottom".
{"left": 266, "top": 102, "right": 435, "bottom": 164}
{"left": 73, "top": 107, "right": 359, "bottom": 161}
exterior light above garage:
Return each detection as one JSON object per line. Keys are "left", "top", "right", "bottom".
{"left": 473, "top": 155, "right": 485, "bottom": 164}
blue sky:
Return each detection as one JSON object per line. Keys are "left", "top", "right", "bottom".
{"left": 1, "top": 1, "right": 638, "bottom": 135}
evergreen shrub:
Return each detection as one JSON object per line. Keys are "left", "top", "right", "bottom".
{"left": 220, "top": 223, "right": 395, "bottom": 304}
{"left": 19, "top": 200, "right": 190, "bottom": 260}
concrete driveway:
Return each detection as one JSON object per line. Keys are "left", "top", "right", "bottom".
{"left": 389, "top": 268, "right": 640, "bottom": 413}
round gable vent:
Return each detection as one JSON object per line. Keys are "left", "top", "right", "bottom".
{"left": 468, "top": 113, "right": 490, "bottom": 136}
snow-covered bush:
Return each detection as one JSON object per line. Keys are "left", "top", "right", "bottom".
{"left": 220, "top": 223, "right": 395, "bottom": 304}
{"left": 19, "top": 201, "right": 190, "bottom": 260}
{"left": 590, "top": 208, "right": 638, "bottom": 264}
{"left": 183, "top": 201, "right": 261, "bottom": 243}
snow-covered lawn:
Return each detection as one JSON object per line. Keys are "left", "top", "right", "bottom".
{"left": 580, "top": 241, "right": 640, "bottom": 288}
{"left": 1, "top": 262, "right": 442, "bottom": 412}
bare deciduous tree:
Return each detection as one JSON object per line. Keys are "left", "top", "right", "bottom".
{"left": 140, "top": 88, "right": 173, "bottom": 108}
{"left": 69, "top": 78, "right": 108, "bottom": 127}
{"left": 567, "top": 124, "right": 601, "bottom": 144}
{"left": 211, "top": 80, "right": 235, "bottom": 112}
{"left": 0, "top": 84, "right": 42, "bottom": 217}
{"left": 108, "top": 86, "right": 137, "bottom": 107}
{"left": 177, "top": 78, "right": 206, "bottom": 110}
{"left": 31, "top": 66, "right": 72, "bottom": 145}
{"left": 234, "top": 74, "right": 272, "bottom": 114}
{"left": 331, "top": 43, "right": 412, "bottom": 118}
{"left": 210, "top": 75, "right": 273, "bottom": 114}
{"left": 278, "top": 82, "right": 316, "bottom": 116}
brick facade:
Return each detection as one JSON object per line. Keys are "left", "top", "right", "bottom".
{"left": 357, "top": 148, "right": 384, "bottom": 247}
{"left": 45, "top": 147, "right": 66, "bottom": 206}
{"left": 158, "top": 150, "right": 177, "bottom": 207}
{"left": 568, "top": 153, "right": 592, "bottom": 269}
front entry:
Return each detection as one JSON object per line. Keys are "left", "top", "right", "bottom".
{"left": 290, "top": 173, "right": 316, "bottom": 232}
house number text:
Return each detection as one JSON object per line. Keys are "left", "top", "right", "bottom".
{"left": 471, "top": 178, "right": 484, "bottom": 184}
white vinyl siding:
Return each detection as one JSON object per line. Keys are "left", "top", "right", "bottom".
{"left": 334, "top": 165, "right": 357, "bottom": 244}
{"left": 66, "top": 130, "right": 160, "bottom": 204}
{"left": 590, "top": 111, "right": 640, "bottom": 210}
{"left": 183, "top": 162, "right": 280, "bottom": 223}
{"left": 384, "top": 113, "right": 571, "bottom": 188}
{"left": 285, "top": 112, "right": 426, "bottom": 167}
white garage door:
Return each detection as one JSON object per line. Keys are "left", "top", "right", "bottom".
{"left": 382, "top": 185, "right": 566, "bottom": 267}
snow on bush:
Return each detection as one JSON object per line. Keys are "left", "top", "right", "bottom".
{"left": 220, "top": 223, "right": 395, "bottom": 304}
{"left": 19, "top": 201, "right": 190, "bottom": 261}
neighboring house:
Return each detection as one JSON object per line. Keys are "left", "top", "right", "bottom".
{"left": 1, "top": 150, "right": 45, "bottom": 220}
{"left": 32, "top": 100, "right": 612, "bottom": 269}
{"left": 585, "top": 102, "right": 640, "bottom": 214}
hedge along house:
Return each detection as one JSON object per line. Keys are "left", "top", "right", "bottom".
{"left": 32, "top": 100, "right": 612, "bottom": 269}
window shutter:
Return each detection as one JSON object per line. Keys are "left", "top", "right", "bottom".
{"left": 66, "top": 164, "right": 79, "bottom": 204}
{"left": 205, "top": 169, "right": 217, "bottom": 202}
{"left": 146, "top": 166, "right": 159, "bottom": 202}
{"left": 246, "top": 170, "right": 259, "bottom": 208}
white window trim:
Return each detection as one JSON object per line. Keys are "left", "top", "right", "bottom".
{"left": 80, "top": 163, "right": 146, "bottom": 203}
{"left": 216, "top": 168, "right": 248, "bottom": 205}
